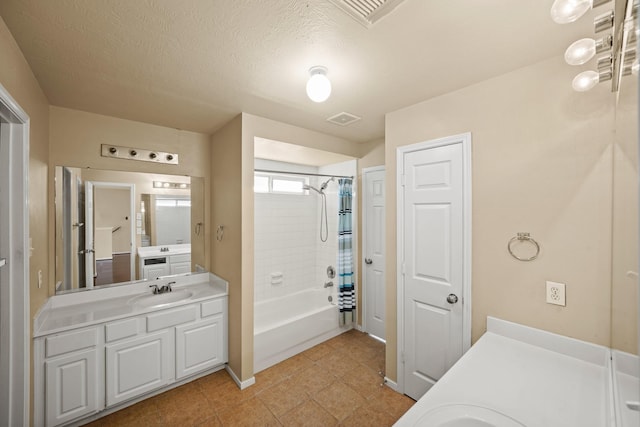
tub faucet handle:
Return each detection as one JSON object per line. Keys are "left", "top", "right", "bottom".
{"left": 324, "top": 281, "right": 334, "bottom": 288}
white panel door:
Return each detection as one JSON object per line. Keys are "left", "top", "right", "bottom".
{"left": 45, "top": 349, "right": 98, "bottom": 427}
{"left": 176, "top": 316, "right": 224, "bottom": 379}
{"left": 363, "top": 168, "right": 386, "bottom": 340}
{"left": 402, "top": 142, "right": 464, "bottom": 400}
{"left": 105, "top": 330, "right": 172, "bottom": 406}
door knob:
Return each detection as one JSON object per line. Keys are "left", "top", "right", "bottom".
{"left": 446, "top": 294, "right": 459, "bottom": 304}
{"left": 365, "top": 258, "right": 373, "bottom": 265}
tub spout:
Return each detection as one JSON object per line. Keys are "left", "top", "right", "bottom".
{"left": 324, "top": 281, "right": 334, "bottom": 288}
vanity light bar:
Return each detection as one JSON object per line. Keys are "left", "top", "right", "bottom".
{"left": 153, "top": 181, "right": 190, "bottom": 189}
{"left": 101, "top": 144, "right": 179, "bottom": 165}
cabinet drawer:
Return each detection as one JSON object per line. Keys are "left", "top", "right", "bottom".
{"left": 105, "top": 318, "right": 139, "bottom": 343}
{"left": 170, "top": 254, "right": 191, "bottom": 264}
{"left": 201, "top": 299, "right": 224, "bottom": 318}
{"left": 46, "top": 328, "right": 97, "bottom": 358}
{"left": 146, "top": 305, "right": 197, "bottom": 332}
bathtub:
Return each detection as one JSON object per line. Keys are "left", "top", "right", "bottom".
{"left": 254, "top": 288, "right": 350, "bottom": 373}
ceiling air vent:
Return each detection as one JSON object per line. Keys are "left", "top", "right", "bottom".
{"left": 327, "top": 112, "right": 362, "bottom": 126}
{"left": 328, "top": 0, "right": 407, "bottom": 28}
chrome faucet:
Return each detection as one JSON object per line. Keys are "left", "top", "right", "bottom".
{"left": 324, "top": 281, "right": 334, "bottom": 288}
{"left": 160, "top": 282, "right": 175, "bottom": 293}
{"left": 149, "top": 281, "right": 174, "bottom": 294}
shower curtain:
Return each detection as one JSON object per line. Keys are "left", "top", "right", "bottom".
{"left": 338, "top": 178, "right": 355, "bottom": 326}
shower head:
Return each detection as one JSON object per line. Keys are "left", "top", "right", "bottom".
{"left": 319, "top": 177, "right": 334, "bottom": 192}
{"left": 303, "top": 184, "right": 323, "bottom": 195}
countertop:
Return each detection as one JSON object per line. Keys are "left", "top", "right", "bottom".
{"left": 34, "top": 272, "right": 228, "bottom": 337}
{"left": 137, "top": 244, "right": 191, "bottom": 258}
{"left": 395, "top": 317, "right": 613, "bottom": 427}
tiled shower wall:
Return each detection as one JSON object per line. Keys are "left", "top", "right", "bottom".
{"left": 254, "top": 159, "right": 357, "bottom": 302}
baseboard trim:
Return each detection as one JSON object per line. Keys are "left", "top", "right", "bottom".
{"left": 226, "top": 365, "right": 255, "bottom": 390}
{"left": 384, "top": 377, "right": 399, "bottom": 392}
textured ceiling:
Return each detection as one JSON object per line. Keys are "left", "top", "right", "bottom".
{"left": 0, "top": 0, "right": 597, "bottom": 142}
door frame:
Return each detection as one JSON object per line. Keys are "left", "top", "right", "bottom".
{"left": 361, "top": 165, "right": 385, "bottom": 338}
{"left": 395, "top": 132, "right": 472, "bottom": 394}
{"left": 85, "top": 181, "right": 136, "bottom": 286}
{"left": 0, "top": 83, "right": 30, "bottom": 425}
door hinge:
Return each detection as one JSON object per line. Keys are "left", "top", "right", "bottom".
{"left": 0, "top": 258, "right": 6, "bottom": 268}
{"left": 401, "top": 351, "right": 405, "bottom": 364}
{"left": 401, "top": 263, "right": 406, "bottom": 275}
{"left": 400, "top": 174, "right": 405, "bottom": 186}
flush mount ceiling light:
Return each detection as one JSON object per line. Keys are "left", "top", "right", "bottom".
{"left": 550, "top": 0, "right": 611, "bottom": 24}
{"left": 306, "top": 66, "right": 332, "bottom": 103}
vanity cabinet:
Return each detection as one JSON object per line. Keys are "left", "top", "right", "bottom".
{"left": 40, "top": 327, "right": 100, "bottom": 427}
{"left": 105, "top": 330, "right": 173, "bottom": 406}
{"left": 176, "top": 316, "right": 225, "bottom": 378}
{"left": 138, "top": 247, "right": 191, "bottom": 280}
{"left": 34, "top": 279, "right": 228, "bottom": 427}
{"left": 142, "top": 262, "right": 171, "bottom": 280}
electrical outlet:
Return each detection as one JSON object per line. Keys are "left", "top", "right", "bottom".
{"left": 546, "top": 281, "right": 566, "bottom": 306}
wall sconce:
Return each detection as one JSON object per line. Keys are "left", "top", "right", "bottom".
{"left": 306, "top": 66, "right": 332, "bottom": 103}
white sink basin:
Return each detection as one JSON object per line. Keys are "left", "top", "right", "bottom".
{"left": 128, "top": 289, "right": 193, "bottom": 308}
{"left": 415, "top": 405, "right": 525, "bottom": 427}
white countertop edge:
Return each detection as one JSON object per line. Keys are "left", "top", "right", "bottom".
{"left": 487, "top": 316, "right": 610, "bottom": 367}
{"left": 137, "top": 243, "right": 191, "bottom": 257}
{"left": 34, "top": 272, "right": 229, "bottom": 338}
{"left": 49, "top": 272, "right": 218, "bottom": 309}
{"left": 612, "top": 350, "right": 640, "bottom": 427}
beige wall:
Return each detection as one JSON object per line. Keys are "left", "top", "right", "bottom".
{"left": 48, "top": 106, "right": 211, "bottom": 297}
{"left": 0, "top": 16, "right": 50, "bottom": 425}
{"left": 0, "top": 15, "right": 50, "bottom": 323}
{"left": 385, "top": 56, "right": 615, "bottom": 381}
{"left": 611, "top": 74, "right": 638, "bottom": 354}
{"left": 210, "top": 115, "right": 245, "bottom": 379}
{"left": 356, "top": 138, "right": 385, "bottom": 324}
{"left": 94, "top": 187, "right": 131, "bottom": 254}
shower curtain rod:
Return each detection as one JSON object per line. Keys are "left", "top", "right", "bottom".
{"left": 254, "top": 168, "right": 353, "bottom": 179}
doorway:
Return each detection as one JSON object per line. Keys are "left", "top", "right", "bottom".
{"left": 84, "top": 181, "right": 136, "bottom": 287}
{"left": 396, "top": 133, "right": 472, "bottom": 400}
{"left": 362, "top": 166, "right": 386, "bottom": 340}
{"left": 0, "top": 83, "right": 30, "bottom": 426}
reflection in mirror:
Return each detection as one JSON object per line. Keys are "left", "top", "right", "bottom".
{"left": 55, "top": 167, "right": 205, "bottom": 294}
{"left": 611, "top": 61, "right": 638, "bottom": 355}
{"left": 140, "top": 195, "right": 191, "bottom": 246}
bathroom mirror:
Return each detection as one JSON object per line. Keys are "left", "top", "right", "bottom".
{"left": 610, "top": 60, "right": 638, "bottom": 354}
{"left": 54, "top": 167, "right": 206, "bottom": 294}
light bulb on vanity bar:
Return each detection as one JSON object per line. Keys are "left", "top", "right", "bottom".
{"left": 551, "top": 0, "right": 612, "bottom": 24}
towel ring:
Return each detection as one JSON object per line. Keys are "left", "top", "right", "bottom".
{"left": 507, "top": 232, "right": 540, "bottom": 262}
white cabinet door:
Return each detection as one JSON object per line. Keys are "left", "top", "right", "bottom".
{"left": 45, "top": 349, "right": 98, "bottom": 427}
{"left": 176, "top": 316, "right": 224, "bottom": 379}
{"left": 105, "top": 330, "right": 172, "bottom": 406}
{"left": 143, "top": 264, "right": 170, "bottom": 280}
{"left": 170, "top": 261, "right": 191, "bottom": 275}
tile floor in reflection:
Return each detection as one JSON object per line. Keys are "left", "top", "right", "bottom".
{"left": 86, "top": 329, "right": 415, "bottom": 426}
